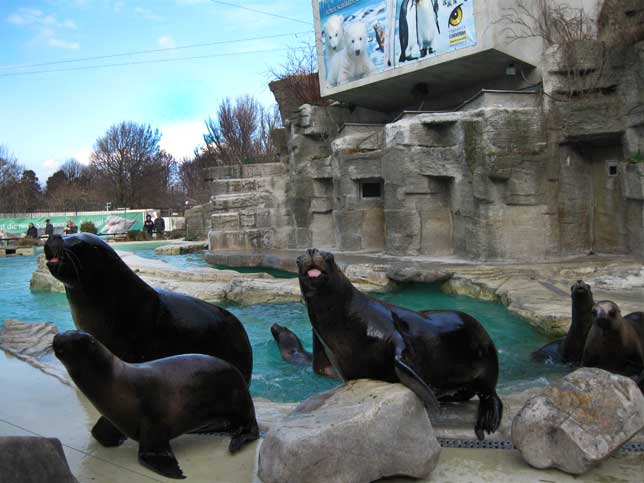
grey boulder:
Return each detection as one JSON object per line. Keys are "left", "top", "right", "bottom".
{"left": 512, "top": 367, "right": 644, "bottom": 474}
{"left": 0, "top": 436, "right": 77, "bottom": 483}
{"left": 258, "top": 379, "right": 441, "bottom": 483}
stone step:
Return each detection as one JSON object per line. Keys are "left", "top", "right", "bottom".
{"left": 210, "top": 192, "right": 274, "bottom": 211}
{"left": 209, "top": 228, "right": 273, "bottom": 251}
{"left": 332, "top": 124, "right": 385, "bottom": 153}
{"left": 210, "top": 177, "right": 274, "bottom": 196}
{"left": 204, "top": 162, "right": 286, "bottom": 181}
{"left": 210, "top": 213, "right": 240, "bottom": 231}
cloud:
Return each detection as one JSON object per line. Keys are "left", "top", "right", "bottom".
{"left": 48, "top": 37, "right": 80, "bottom": 49}
{"left": 159, "top": 120, "right": 205, "bottom": 161}
{"left": 158, "top": 35, "right": 176, "bottom": 49}
{"left": 134, "top": 7, "right": 163, "bottom": 22}
{"left": 7, "top": 8, "right": 76, "bottom": 30}
{"left": 7, "top": 7, "right": 80, "bottom": 50}
{"left": 73, "top": 149, "right": 93, "bottom": 166}
{"left": 42, "top": 159, "right": 60, "bottom": 170}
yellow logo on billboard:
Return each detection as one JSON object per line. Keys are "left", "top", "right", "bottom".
{"left": 448, "top": 4, "right": 463, "bottom": 27}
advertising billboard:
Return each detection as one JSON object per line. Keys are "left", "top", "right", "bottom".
{"left": 318, "top": 0, "right": 477, "bottom": 89}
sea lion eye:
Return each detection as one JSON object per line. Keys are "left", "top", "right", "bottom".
{"left": 591, "top": 309, "right": 598, "bottom": 317}
{"left": 609, "top": 309, "right": 616, "bottom": 317}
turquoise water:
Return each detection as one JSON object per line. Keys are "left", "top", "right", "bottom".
{"left": 0, "top": 248, "right": 568, "bottom": 402}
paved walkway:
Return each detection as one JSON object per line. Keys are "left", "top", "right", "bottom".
{"left": 2, "top": 349, "right": 643, "bottom": 482}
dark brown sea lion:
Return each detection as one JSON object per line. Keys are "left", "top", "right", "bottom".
{"left": 270, "top": 323, "right": 337, "bottom": 377}
{"left": 297, "top": 249, "right": 503, "bottom": 440}
{"left": 532, "top": 280, "right": 595, "bottom": 365}
{"left": 53, "top": 331, "right": 259, "bottom": 480}
{"left": 43, "top": 233, "right": 252, "bottom": 384}
{"left": 582, "top": 301, "right": 644, "bottom": 390}
{"left": 270, "top": 323, "right": 313, "bottom": 366}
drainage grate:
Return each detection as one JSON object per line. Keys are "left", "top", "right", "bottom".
{"left": 622, "top": 442, "right": 644, "bottom": 453}
{"left": 438, "top": 438, "right": 644, "bottom": 453}
{"left": 438, "top": 438, "right": 514, "bottom": 450}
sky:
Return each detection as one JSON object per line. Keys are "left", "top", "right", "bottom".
{"left": 0, "top": 0, "right": 315, "bottom": 183}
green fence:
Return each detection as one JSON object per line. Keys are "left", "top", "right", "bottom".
{"left": 0, "top": 211, "right": 147, "bottom": 237}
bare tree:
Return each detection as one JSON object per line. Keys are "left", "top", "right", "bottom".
{"left": 60, "top": 158, "right": 86, "bottom": 182}
{"left": 202, "top": 96, "right": 279, "bottom": 166}
{"left": 269, "top": 42, "right": 327, "bottom": 111}
{"left": 0, "top": 145, "right": 23, "bottom": 213}
{"left": 178, "top": 155, "right": 210, "bottom": 205}
{"left": 90, "top": 122, "right": 162, "bottom": 207}
{"left": 498, "top": 0, "right": 610, "bottom": 101}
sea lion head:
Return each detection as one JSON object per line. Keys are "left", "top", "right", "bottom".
{"left": 271, "top": 323, "right": 301, "bottom": 350}
{"left": 45, "top": 233, "right": 120, "bottom": 288}
{"left": 591, "top": 300, "right": 622, "bottom": 331}
{"left": 571, "top": 280, "right": 593, "bottom": 305}
{"left": 270, "top": 323, "right": 288, "bottom": 341}
{"left": 53, "top": 330, "right": 112, "bottom": 379}
{"left": 296, "top": 248, "right": 344, "bottom": 295}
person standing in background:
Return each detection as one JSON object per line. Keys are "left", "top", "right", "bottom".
{"left": 45, "top": 219, "right": 54, "bottom": 238}
{"left": 64, "top": 220, "right": 78, "bottom": 234}
{"left": 26, "top": 223, "right": 38, "bottom": 239}
{"left": 154, "top": 213, "right": 165, "bottom": 238}
{"left": 143, "top": 214, "right": 154, "bottom": 240}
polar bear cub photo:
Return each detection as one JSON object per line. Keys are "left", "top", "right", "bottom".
{"left": 323, "top": 14, "right": 345, "bottom": 87}
{"left": 337, "top": 21, "right": 376, "bottom": 84}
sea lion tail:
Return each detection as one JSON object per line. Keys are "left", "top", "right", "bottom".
{"left": 474, "top": 391, "right": 503, "bottom": 441}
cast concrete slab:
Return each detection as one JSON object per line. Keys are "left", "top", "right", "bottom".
{"left": 2, "top": 348, "right": 643, "bottom": 482}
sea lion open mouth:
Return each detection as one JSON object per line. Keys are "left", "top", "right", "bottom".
{"left": 307, "top": 268, "right": 323, "bottom": 278}
{"left": 44, "top": 235, "right": 65, "bottom": 266}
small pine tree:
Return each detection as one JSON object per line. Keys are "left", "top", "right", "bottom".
{"left": 80, "top": 221, "right": 98, "bottom": 234}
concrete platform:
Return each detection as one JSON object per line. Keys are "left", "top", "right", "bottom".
{"left": 1, "top": 349, "right": 643, "bottom": 482}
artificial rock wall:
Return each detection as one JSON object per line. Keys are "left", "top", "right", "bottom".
{"left": 196, "top": 36, "right": 643, "bottom": 261}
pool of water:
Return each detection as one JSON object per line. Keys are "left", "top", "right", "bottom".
{"left": 0, "top": 249, "right": 568, "bottom": 402}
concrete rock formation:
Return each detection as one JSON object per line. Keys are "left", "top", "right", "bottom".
{"left": 257, "top": 379, "right": 441, "bottom": 483}
{"left": 191, "top": 25, "right": 644, "bottom": 262}
{"left": 512, "top": 367, "right": 644, "bottom": 475}
{"left": 0, "top": 436, "right": 78, "bottom": 483}
{"left": 0, "top": 319, "right": 57, "bottom": 357}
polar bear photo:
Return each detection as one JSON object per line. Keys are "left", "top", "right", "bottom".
{"left": 337, "top": 21, "right": 376, "bottom": 84}
{"left": 323, "top": 14, "right": 345, "bottom": 87}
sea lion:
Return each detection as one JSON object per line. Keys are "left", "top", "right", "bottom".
{"left": 297, "top": 249, "right": 503, "bottom": 440}
{"left": 53, "top": 331, "right": 259, "bottom": 480}
{"left": 582, "top": 301, "right": 644, "bottom": 390}
{"left": 532, "top": 280, "right": 595, "bottom": 365}
{"left": 270, "top": 323, "right": 337, "bottom": 377}
{"left": 270, "top": 323, "right": 313, "bottom": 366}
{"left": 44, "top": 234, "right": 252, "bottom": 384}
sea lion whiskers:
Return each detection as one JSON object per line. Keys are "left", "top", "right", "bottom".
{"left": 63, "top": 247, "right": 83, "bottom": 282}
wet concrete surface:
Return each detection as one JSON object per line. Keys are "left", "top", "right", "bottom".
{"left": 2, "top": 349, "right": 643, "bottom": 482}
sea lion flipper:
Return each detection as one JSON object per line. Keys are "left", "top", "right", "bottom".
{"left": 138, "top": 443, "right": 185, "bottom": 480}
{"left": 138, "top": 427, "right": 185, "bottom": 480}
{"left": 390, "top": 313, "right": 440, "bottom": 416}
{"left": 228, "top": 422, "right": 260, "bottom": 453}
{"left": 91, "top": 416, "right": 126, "bottom": 447}
{"left": 474, "top": 392, "right": 504, "bottom": 441}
